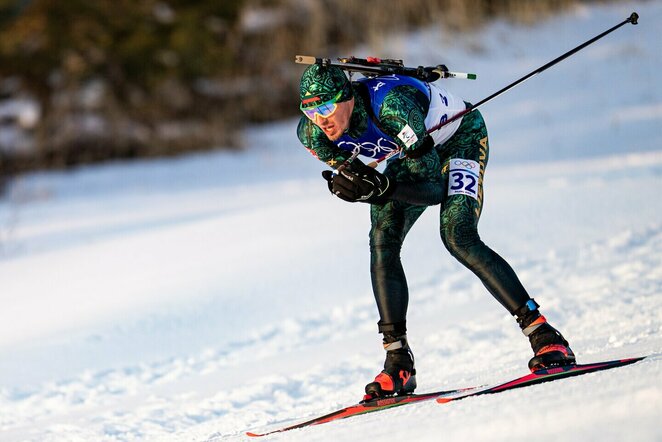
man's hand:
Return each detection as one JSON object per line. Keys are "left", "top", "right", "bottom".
{"left": 322, "top": 163, "right": 395, "bottom": 204}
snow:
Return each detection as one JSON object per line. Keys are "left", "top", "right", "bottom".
{"left": 1, "top": 2, "right": 661, "bottom": 441}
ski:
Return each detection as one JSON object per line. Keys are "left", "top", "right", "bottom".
{"left": 436, "top": 356, "right": 646, "bottom": 404}
{"left": 245, "top": 356, "right": 645, "bottom": 437}
{"left": 246, "top": 387, "right": 466, "bottom": 437}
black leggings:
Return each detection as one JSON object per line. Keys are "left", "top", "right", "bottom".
{"left": 369, "top": 110, "right": 530, "bottom": 332}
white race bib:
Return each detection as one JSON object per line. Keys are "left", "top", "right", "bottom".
{"left": 448, "top": 158, "right": 480, "bottom": 199}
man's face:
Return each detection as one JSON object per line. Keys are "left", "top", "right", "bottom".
{"left": 312, "top": 97, "right": 354, "bottom": 141}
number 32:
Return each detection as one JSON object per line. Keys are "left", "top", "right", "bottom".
{"left": 450, "top": 171, "right": 477, "bottom": 194}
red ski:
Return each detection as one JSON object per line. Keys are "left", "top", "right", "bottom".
{"left": 246, "top": 388, "right": 462, "bottom": 437}
{"left": 246, "top": 356, "right": 645, "bottom": 437}
{"left": 436, "top": 356, "right": 646, "bottom": 403}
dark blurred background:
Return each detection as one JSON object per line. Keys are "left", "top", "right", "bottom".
{"left": 0, "top": 0, "right": 621, "bottom": 178}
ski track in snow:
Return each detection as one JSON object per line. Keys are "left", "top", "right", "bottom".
{"left": 1, "top": 150, "right": 660, "bottom": 441}
{"left": 1, "top": 2, "right": 661, "bottom": 441}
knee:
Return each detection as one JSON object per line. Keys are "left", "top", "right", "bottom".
{"left": 440, "top": 221, "right": 481, "bottom": 263}
{"left": 370, "top": 228, "right": 403, "bottom": 270}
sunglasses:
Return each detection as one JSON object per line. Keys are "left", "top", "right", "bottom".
{"left": 300, "top": 90, "right": 343, "bottom": 121}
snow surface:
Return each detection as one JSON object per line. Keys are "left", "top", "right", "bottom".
{"left": 1, "top": 2, "right": 661, "bottom": 441}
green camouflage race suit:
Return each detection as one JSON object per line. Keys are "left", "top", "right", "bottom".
{"left": 297, "top": 78, "right": 531, "bottom": 335}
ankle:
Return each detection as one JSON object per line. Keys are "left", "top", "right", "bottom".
{"left": 514, "top": 299, "right": 548, "bottom": 336}
{"left": 382, "top": 333, "right": 408, "bottom": 350}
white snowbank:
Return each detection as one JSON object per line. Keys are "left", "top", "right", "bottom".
{"left": 0, "top": 2, "right": 660, "bottom": 441}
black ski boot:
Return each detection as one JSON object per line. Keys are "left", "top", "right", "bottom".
{"left": 516, "top": 300, "right": 576, "bottom": 372}
{"left": 364, "top": 334, "right": 417, "bottom": 401}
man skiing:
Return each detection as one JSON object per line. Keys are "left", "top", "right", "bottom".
{"left": 296, "top": 63, "right": 575, "bottom": 401}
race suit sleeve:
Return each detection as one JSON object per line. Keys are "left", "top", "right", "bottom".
{"left": 373, "top": 85, "right": 445, "bottom": 205}
{"left": 377, "top": 85, "right": 433, "bottom": 158}
{"left": 296, "top": 116, "right": 352, "bottom": 169}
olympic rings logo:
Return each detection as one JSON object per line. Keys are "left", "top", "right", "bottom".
{"left": 337, "top": 138, "right": 397, "bottom": 158}
{"left": 453, "top": 160, "right": 476, "bottom": 169}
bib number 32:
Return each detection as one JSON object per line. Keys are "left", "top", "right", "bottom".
{"left": 448, "top": 158, "right": 480, "bottom": 200}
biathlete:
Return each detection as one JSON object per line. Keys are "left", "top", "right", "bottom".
{"left": 296, "top": 64, "right": 575, "bottom": 401}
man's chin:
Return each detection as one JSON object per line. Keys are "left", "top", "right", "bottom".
{"left": 325, "top": 130, "right": 342, "bottom": 141}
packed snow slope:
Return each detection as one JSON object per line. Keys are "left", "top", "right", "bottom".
{"left": 0, "top": 2, "right": 660, "bottom": 441}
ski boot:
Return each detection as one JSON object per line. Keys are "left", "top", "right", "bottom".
{"left": 516, "top": 300, "right": 576, "bottom": 372}
{"left": 363, "top": 334, "right": 417, "bottom": 401}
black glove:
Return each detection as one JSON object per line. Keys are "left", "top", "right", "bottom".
{"left": 322, "top": 163, "right": 395, "bottom": 204}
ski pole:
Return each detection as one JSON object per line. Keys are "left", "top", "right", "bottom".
{"left": 337, "top": 12, "right": 639, "bottom": 170}
{"left": 367, "top": 12, "right": 639, "bottom": 168}
{"left": 425, "top": 11, "right": 640, "bottom": 135}
{"left": 334, "top": 149, "right": 361, "bottom": 175}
